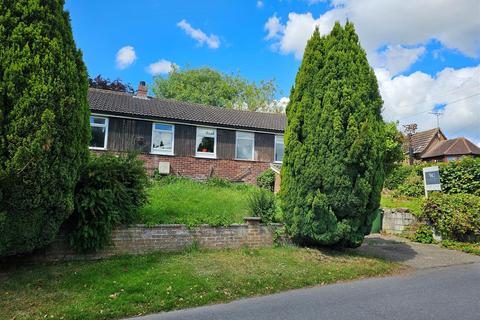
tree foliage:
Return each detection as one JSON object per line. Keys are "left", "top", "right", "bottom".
{"left": 89, "top": 74, "right": 134, "bottom": 93}
{"left": 280, "top": 23, "right": 392, "bottom": 248}
{"left": 0, "top": 0, "right": 90, "bottom": 256}
{"left": 152, "top": 66, "right": 282, "bottom": 112}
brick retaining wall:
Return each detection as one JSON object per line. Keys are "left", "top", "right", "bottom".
{"left": 25, "top": 218, "right": 281, "bottom": 262}
{"left": 382, "top": 208, "right": 417, "bottom": 234}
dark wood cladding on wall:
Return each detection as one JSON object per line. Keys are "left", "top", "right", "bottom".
{"left": 105, "top": 116, "right": 276, "bottom": 162}
{"left": 174, "top": 124, "right": 196, "bottom": 156}
{"left": 217, "top": 129, "right": 235, "bottom": 159}
{"left": 255, "top": 132, "right": 275, "bottom": 162}
{"left": 108, "top": 118, "right": 151, "bottom": 153}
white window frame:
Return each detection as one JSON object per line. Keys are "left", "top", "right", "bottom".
{"left": 235, "top": 131, "right": 255, "bottom": 161}
{"left": 195, "top": 127, "right": 217, "bottom": 159}
{"left": 150, "top": 122, "right": 175, "bottom": 155}
{"left": 274, "top": 135, "right": 284, "bottom": 163}
{"left": 89, "top": 116, "right": 109, "bottom": 150}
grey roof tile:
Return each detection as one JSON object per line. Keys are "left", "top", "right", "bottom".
{"left": 88, "top": 88, "right": 286, "bottom": 133}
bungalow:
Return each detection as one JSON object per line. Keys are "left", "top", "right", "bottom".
{"left": 88, "top": 82, "right": 285, "bottom": 184}
{"left": 403, "top": 127, "right": 480, "bottom": 163}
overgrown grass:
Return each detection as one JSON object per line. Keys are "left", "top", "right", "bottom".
{"left": 381, "top": 192, "right": 423, "bottom": 216}
{"left": 441, "top": 240, "right": 480, "bottom": 256}
{"left": 139, "top": 177, "right": 257, "bottom": 226}
{"left": 0, "top": 247, "right": 399, "bottom": 320}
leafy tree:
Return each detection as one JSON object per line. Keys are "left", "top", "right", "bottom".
{"left": 89, "top": 74, "right": 134, "bottom": 93}
{"left": 152, "top": 66, "right": 281, "bottom": 112}
{"left": 0, "top": 0, "right": 90, "bottom": 256}
{"left": 280, "top": 22, "right": 392, "bottom": 248}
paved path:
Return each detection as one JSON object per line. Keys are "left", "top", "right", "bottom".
{"left": 128, "top": 236, "right": 480, "bottom": 320}
{"left": 355, "top": 234, "right": 480, "bottom": 269}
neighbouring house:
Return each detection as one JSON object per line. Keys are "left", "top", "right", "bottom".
{"left": 88, "top": 82, "right": 285, "bottom": 184}
{"left": 403, "top": 128, "right": 447, "bottom": 161}
{"left": 421, "top": 137, "right": 480, "bottom": 162}
{"left": 403, "top": 127, "right": 480, "bottom": 163}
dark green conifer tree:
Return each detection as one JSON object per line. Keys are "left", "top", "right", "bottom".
{"left": 0, "top": 0, "right": 90, "bottom": 255}
{"left": 281, "top": 22, "right": 390, "bottom": 248}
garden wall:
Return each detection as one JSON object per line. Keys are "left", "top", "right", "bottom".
{"left": 382, "top": 208, "right": 417, "bottom": 234}
{"left": 24, "top": 218, "right": 281, "bottom": 262}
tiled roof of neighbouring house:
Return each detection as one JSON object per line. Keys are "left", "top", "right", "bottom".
{"left": 421, "top": 137, "right": 480, "bottom": 159}
{"left": 403, "top": 128, "right": 445, "bottom": 154}
{"left": 88, "top": 88, "right": 286, "bottom": 133}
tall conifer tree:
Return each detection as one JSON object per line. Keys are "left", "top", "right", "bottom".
{"left": 0, "top": 0, "right": 90, "bottom": 255}
{"left": 281, "top": 22, "right": 389, "bottom": 247}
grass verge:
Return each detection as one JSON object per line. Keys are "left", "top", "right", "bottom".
{"left": 440, "top": 240, "right": 480, "bottom": 256}
{"left": 381, "top": 193, "right": 423, "bottom": 215}
{"left": 139, "top": 177, "right": 257, "bottom": 226}
{"left": 0, "top": 246, "right": 399, "bottom": 320}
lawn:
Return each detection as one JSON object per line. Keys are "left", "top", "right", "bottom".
{"left": 0, "top": 246, "right": 399, "bottom": 320}
{"left": 139, "top": 177, "right": 257, "bottom": 226}
{"left": 381, "top": 193, "right": 423, "bottom": 215}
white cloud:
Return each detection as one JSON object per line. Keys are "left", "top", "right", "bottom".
{"left": 115, "top": 46, "right": 136, "bottom": 69}
{"left": 265, "top": 0, "right": 480, "bottom": 71}
{"left": 257, "top": 1, "right": 264, "bottom": 8}
{"left": 146, "top": 59, "right": 177, "bottom": 75}
{"left": 177, "top": 19, "right": 220, "bottom": 49}
{"left": 264, "top": 15, "right": 284, "bottom": 40}
{"left": 371, "top": 45, "right": 426, "bottom": 76}
{"left": 377, "top": 65, "right": 480, "bottom": 144}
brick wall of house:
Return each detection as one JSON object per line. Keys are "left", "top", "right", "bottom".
{"left": 21, "top": 219, "right": 281, "bottom": 262}
{"left": 95, "top": 150, "right": 271, "bottom": 184}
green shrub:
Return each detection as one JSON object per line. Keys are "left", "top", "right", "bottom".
{"left": 0, "top": 0, "right": 90, "bottom": 256}
{"left": 257, "top": 169, "right": 276, "bottom": 192}
{"left": 439, "top": 157, "right": 480, "bottom": 195}
{"left": 412, "top": 224, "right": 434, "bottom": 244}
{"left": 384, "top": 165, "right": 415, "bottom": 190}
{"left": 281, "top": 23, "right": 391, "bottom": 248}
{"left": 394, "top": 174, "right": 424, "bottom": 197}
{"left": 248, "top": 189, "right": 276, "bottom": 223}
{"left": 422, "top": 193, "right": 480, "bottom": 243}
{"left": 67, "top": 153, "right": 148, "bottom": 253}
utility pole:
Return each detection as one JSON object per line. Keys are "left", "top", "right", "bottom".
{"left": 429, "top": 111, "right": 443, "bottom": 128}
{"left": 403, "top": 123, "right": 418, "bottom": 165}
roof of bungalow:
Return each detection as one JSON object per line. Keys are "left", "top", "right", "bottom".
{"left": 88, "top": 88, "right": 286, "bottom": 133}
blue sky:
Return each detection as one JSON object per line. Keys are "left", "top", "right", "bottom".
{"left": 65, "top": 0, "right": 480, "bottom": 143}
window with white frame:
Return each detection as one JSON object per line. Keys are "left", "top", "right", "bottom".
{"left": 236, "top": 131, "right": 255, "bottom": 160}
{"left": 274, "top": 135, "right": 284, "bottom": 162}
{"left": 196, "top": 127, "right": 216, "bottom": 158}
{"left": 89, "top": 116, "right": 108, "bottom": 149}
{"left": 151, "top": 123, "right": 174, "bottom": 155}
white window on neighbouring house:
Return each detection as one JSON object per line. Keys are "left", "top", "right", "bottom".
{"left": 236, "top": 131, "right": 255, "bottom": 160}
{"left": 89, "top": 116, "right": 108, "bottom": 150}
{"left": 275, "top": 135, "right": 284, "bottom": 163}
{"left": 151, "top": 123, "right": 174, "bottom": 155}
{"left": 196, "top": 127, "right": 216, "bottom": 158}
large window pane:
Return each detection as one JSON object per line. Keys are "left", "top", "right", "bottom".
{"left": 151, "top": 122, "right": 174, "bottom": 154}
{"left": 236, "top": 131, "right": 254, "bottom": 160}
{"left": 91, "top": 126, "right": 106, "bottom": 148}
{"left": 275, "top": 135, "right": 284, "bottom": 162}
{"left": 89, "top": 116, "right": 108, "bottom": 149}
{"left": 196, "top": 127, "right": 216, "bottom": 157}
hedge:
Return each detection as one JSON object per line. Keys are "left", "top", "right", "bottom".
{"left": 385, "top": 157, "right": 480, "bottom": 196}
{"left": 422, "top": 193, "right": 480, "bottom": 243}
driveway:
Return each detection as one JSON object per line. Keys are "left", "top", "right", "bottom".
{"left": 355, "top": 234, "right": 480, "bottom": 269}
{"left": 128, "top": 235, "right": 480, "bottom": 320}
